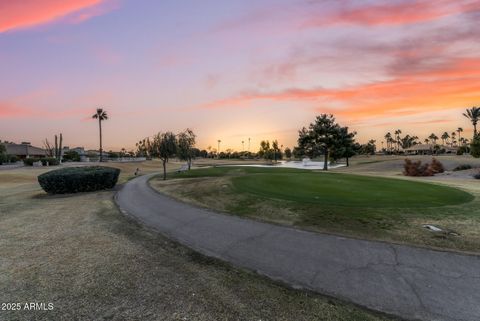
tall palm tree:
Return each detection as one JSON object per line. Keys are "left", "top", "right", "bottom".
{"left": 428, "top": 133, "right": 438, "bottom": 146}
{"left": 457, "top": 127, "right": 463, "bottom": 142}
{"left": 441, "top": 132, "right": 449, "bottom": 146}
{"left": 92, "top": 108, "right": 108, "bottom": 162}
{"left": 384, "top": 132, "right": 392, "bottom": 152}
{"left": 451, "top": 132, "right": 457, "bottom": 147}
{"left": 394, "top": 129, "right": 402, "bottom": 151}
{"left": 463, "top": 106, "right": 480, "bottom": 136}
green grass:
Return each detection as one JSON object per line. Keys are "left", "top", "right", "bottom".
{"left": 173, "top": 167, "right": 473, "bottom": 208}
{"left": 232, "top": 172, "right": 473, "bottom": 208}
{"left": 155, "top": 166, "right": 480, "bottom": 252}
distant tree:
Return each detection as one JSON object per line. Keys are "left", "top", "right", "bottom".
{"left": 177, "top": 129, "right": 196, "bottom": 170}
{"left": 259, "top": 140, "right": 274, "bottom": 161}
{"left": 428, "top": 133, "right": 438, "bottom": 146}
{"left": 357, "top": 141, "right": 376, "bottom": 155}
{"left": 199, "top": 149, "right": 208, "bottom": 158}
{"left": 0, "top": 144, "right": 6, "bottom": 165}
{"left": 63, "top": 150, "right": 80, "bottom": 162}
{"left": 384, "top": 132, "right": 393, "bottom": 153}
{"left": 451, "top": 132, "right": 457, "bottom": 147}
{"left": 470, "top": 135, "right": 480, "bottom": 158}
{"left": 463, "top": 106, "right": 480, "bottom": 136}
{"left": 272, "top": 140, "right": 282, "bottom": 162}
{"left": 292, "top": 146, "right": 303, "bottom": 159}
{"left": 457, "top": 127, "right": 463, "bottom": 143}
{"left": 399, "top": 135, "right": 418, "bottom": 149}
{"left": 92, "top": 108, "right": 108, "bottom": 162}
{"left": 297, "top": 114, "right": 342, "bottom": 170}
{"left": 394, "top": 129, "right": 402, "bottom": 151}
{"left": 284, "top": 147, "right": 292, "bottom": 159}
{"left": 331, "top": 127, "right": 357, "bottom": 166}
{"left": 152, "top": 132, "right": 177, "bottom": 180}
{"left": 441, "top": 132, "right": 450, "bottom": 146}
{"left": 108, "top": 151, "right": 119, "bottom": 159}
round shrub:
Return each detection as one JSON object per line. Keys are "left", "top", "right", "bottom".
{"left": 24, "top": 158, "right": 41, "bottom": 166}
{"left": 41, "top": 157, "right": 59, "bottom": 166}
{"left": 38, "top": 166, "right": 120, "bottom": 194}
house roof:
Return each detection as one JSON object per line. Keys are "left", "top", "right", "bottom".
{"left": 404, "top": 144, "right": 432, "bottom": 151}
{"left": 3, "top": 143, "right": 46, "bottom": 156}
{"left": 404, "top": 144, "right": 457, "bottom": 151}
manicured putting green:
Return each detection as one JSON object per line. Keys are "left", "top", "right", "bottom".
{"left": 231, "top": 172, "right": 473, "bottom": 208}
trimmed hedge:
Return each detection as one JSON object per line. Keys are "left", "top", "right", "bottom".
{"left": 24, "top": 157, "right": 60, "bottom": 166}
{"left": 23, "top": 158, "right": 40, "bottom": 166}
{"left": 38, "top": 166, "right": 120, "bottom": 194}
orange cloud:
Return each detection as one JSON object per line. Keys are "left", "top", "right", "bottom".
{"left": 0, "top": 0, "right": 105, "bottom": 33}
{"left": 303, "top": 0, "right": 480, "bottom": 27}
{"left": 198, "top": 58, "right": 480, "bottom": 122}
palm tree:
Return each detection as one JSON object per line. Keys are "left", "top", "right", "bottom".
{"left": 451, "top": 132, "right": 457, "bottom": 147}
{"left": 428, "top": 133, "right": 438, "bottom": 146}
{"left": 463, "top": 106, "right": 480, "bottom": 136}
{"left": 441, "top": 132, "right": 450, "bottom": 146}
{"left": 394, "top": 129, "right": 402, "bottom": 151}
{"left": 217, "top": 139, "right": 221, "bottom": 158}
{"left": 457, "top": 127, "right": 463, "bottom": 142}
{"left": 92, "top": 108, "right": 108, "bottom": 162}
{"left": 384, "top": 132, "right": 392, "bottom": 153}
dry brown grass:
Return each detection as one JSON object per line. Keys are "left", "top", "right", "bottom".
{"left": 0, "top": 161, "right": 392, "bottom": 321}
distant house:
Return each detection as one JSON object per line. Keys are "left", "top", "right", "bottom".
{"left": 4, "top": 142, "right": 46, "bottom": 159}
{"left": 404, "top": 144, "right": 457, "bottom": 155}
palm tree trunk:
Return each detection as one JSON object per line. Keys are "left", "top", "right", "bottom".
{"left": 323, "top": 147, "right": 328, "bottom": 171}
{"left": 99, "top": 119, "right": 103, "bottom": 162}
{"left": 475, "top": 124, "right": 477, "bottom": 137}
{"left": 162, "top": 159, "right": 167, "bottom": 180}
{"left": 346, "top": 156, "right": 349, "bottom": 167}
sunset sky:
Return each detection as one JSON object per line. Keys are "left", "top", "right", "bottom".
{"left": 1, "top": 0, "right": 479, "bottom": 151}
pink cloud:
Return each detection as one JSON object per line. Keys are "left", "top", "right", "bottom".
{"left": 302, "top": 0, "right": 480, "bottom": 27}
{"left": 0, "top": 0, "right": 116, "bottom": 33}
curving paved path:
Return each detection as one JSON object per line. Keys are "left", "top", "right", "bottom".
{"left": 115, "top": 174, "right": 480, "bottom": 321}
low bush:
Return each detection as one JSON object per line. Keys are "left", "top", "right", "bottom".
{"left": 24, "top": 157, "right": 60, "bottom": 166}
{"left": 38, "top": 166, "right": 120, "bottom": 194}
{"left": 40, "top": 157, "right": 59, "bottom": 166}
{"left": 457, "top": 146, "right": 467, "bottom": 155}
{"left": 473, "top": 172, "right": 480, "bottom": 180}
{"left": 404, "top": 158, "right": 445, "bottom": 177}
{"left": 7, "top": 155, "right": 19, "bottom": 163}
{"left": 23, "top": 158, "right": 41, "bottom": 166}
{"left": 453, "top": 164, "right": 472, "bottom": 171}
{"left": 63, "top": 150, "right": 80, "bottom": 162}
{"left": 0, "top": 153, "right": 7, "bottom": 165}
{"left": 430, "top": 158, "right": 445, "bottom": 174}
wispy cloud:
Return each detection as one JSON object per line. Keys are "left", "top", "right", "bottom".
{"left": 197, "top": 57, "right": 480, "bottom": 121}
{"left": 0, "top": 0, "right": 117, "bottom": 33}
{"left": 302, "top": 0, "right": 480, "bottom": 27}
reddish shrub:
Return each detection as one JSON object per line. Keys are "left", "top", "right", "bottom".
{"left": 403, "top": 158, "right": 445, "bottom": 177}
{"left": 430, "top": 158, "right": 445, "bottom": 174}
